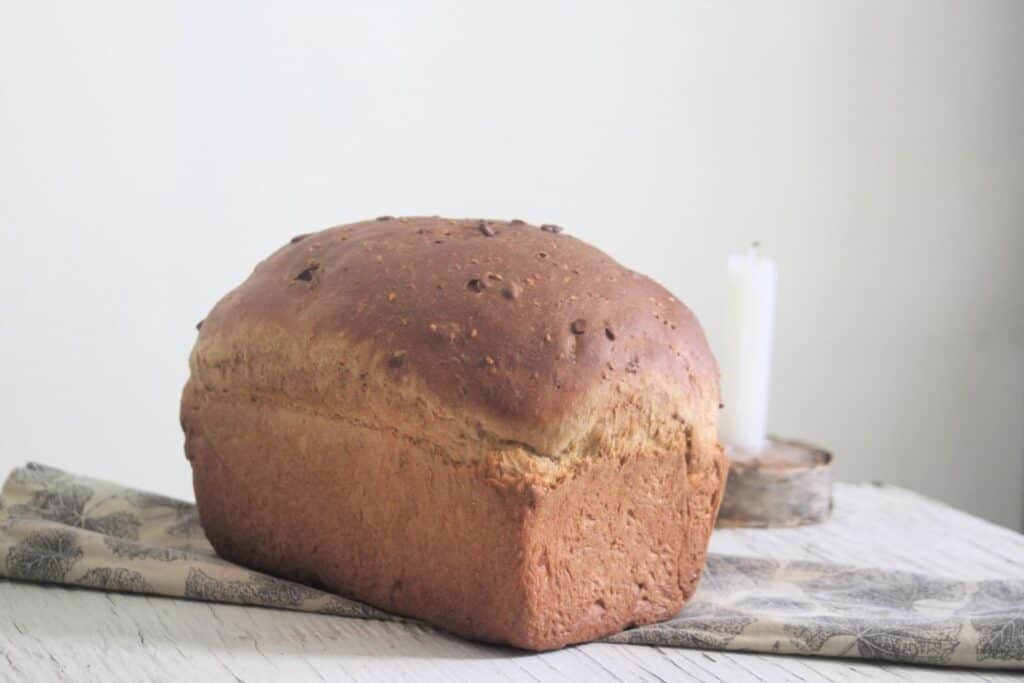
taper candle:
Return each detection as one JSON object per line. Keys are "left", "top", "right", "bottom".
{"left": 719, "top": 244, "right": 777, "bottom": 453}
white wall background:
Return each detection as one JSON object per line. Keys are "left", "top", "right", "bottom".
{"left": 2, "top": 1, "right": 1022, "bottom": 528}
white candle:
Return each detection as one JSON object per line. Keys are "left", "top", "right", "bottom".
{"left": 719, "top": 244, "right": 777, "bottom": 453}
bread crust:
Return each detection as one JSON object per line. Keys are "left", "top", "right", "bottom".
{"left": 182, "top": 216, "right": 726, "bottom": 650}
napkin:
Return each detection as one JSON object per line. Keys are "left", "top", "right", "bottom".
{"left": 2, "top": 463, "right": 1021, "bottom": 669}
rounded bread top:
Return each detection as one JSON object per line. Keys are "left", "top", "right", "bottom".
{"left": 194, "top": 216, "right": 718, "bottom": 446}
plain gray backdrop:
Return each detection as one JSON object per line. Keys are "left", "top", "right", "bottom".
{"left": 2, "top": 1, "right": 1022, "bottom": 528}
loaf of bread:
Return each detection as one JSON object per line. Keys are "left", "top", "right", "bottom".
{"left": 181, "top": 216, "right": 727, "bottom": 650}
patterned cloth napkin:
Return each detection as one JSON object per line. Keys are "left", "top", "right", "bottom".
{"left": 1, "top": 463, "right": 1022, "bottom": 669}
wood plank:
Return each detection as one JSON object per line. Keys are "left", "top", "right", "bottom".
{"left": 2, "top": 483, "right": 1022, "bottom": 682}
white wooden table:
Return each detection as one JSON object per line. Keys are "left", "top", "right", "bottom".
{"left": 2, "top": 483, "right": 1022, "bottom": 682}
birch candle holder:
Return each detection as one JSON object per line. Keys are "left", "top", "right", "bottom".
{"left": 717, "top": 436, "right": 833, "bottom": 528}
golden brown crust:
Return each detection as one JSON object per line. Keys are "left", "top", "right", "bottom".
{"left": 182, "top": 216, "right": 726, "bottom": 650}
{"left": 190, "top": 217, "right": 718, "bottom": 455}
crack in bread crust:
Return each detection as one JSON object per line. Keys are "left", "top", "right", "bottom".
{"left": 189, "top": 321, "right": 720, "bottom": 487}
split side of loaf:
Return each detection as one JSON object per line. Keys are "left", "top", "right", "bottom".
{"left": 181, "top": 216, "right": 727, "bottom": 650}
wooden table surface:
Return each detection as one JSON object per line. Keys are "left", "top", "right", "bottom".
{"left": 2, "top": 482, "right": 1022, "bottom": 682}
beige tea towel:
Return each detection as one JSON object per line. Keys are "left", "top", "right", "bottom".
{"left": 2, "top": 463, "right": 1022, "bottom": 669}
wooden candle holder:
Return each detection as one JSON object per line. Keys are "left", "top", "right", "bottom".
{"left": 716, "top": 436, "right": 833, "bottom": 528}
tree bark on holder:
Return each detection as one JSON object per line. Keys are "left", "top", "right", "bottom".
{"left": 716, "top": 436, "right": 833, "bottom": 528}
